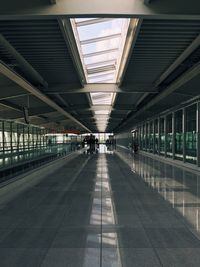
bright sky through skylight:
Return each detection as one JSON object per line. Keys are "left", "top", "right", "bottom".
{"left": 71, "top": 18, "right": 130, "bottom": 132}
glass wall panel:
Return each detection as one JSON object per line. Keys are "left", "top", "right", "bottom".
{"left": 18, "top": 124, "right": 24, "bottom": 152}
{"left": 146, "top": 123, "right": 150, "bottom": 152}
{"left": 134, "top": 100, "right": 200, "bottom": 166}
{"left": 159, "top": 117, "right": 165, "bottom": 155}
{"left": 185, "top": 104, "right": 197, "bottom": 164}
{"left": 149, "top": 121, "right": 154, "bottom": 153}
{"left": 132, "top": 130, "right": 138, "bottom": 145}
{"left": 142, "top": 124, "right": 146, "bottom": 151}
{"left": 0, "top": 122, "right": 3, "bottom": 155}
{"left": 139, "top": 126, "right": 142, "bottom": 149}
{"left": 175, "top": 110, "right": 183, "bottom": 160}
{"left": 0, "top": 120, "right": 81, "bottom": 170}
{"left": 166, "top": 114, "right": 173, "bottom": 158}
{"left": 24, "top": 125, "right": 29, "bottom": 152}
{"left": 154, "top": 119, "right": 159, "bottom": 154}
{"left": 11, "top": 122, "right": 18, "bottom": 153}
{"left": 4, "top": 121, "right": 11, "bottom": 154}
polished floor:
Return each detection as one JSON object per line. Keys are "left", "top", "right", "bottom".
{"left": 0, "top": 147, "right": 200, "bottom": 266}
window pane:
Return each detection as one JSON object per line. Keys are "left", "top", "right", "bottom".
{"left": 77, "top": 20, "right": 122, "bottom": 41}
{"left": 166, "top": 114, "right": 173, "bottom": 158}
{"left": 154, "top": 119, "right": 159, "bottom": 154}
{"left": 149, "top": 121, "right": 154, "bottom": 153}
{"left": 142, "top": 124, "right": 146, "bottom": 151}
{"left": 175, "top": 110, "right": 183, "bottom": 160}
{"left": 146, "top": 123, "right": 150, "bottom": 152}
{"left": 0, "top": 122, "right": 3, "bottom": 155}
{"left": 185, "top": 104, "right": 197, "bottom": 164}
{"left": 159, "top": 118, "right": 165, "bottom": 155}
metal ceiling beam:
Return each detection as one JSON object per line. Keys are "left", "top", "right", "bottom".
{"left": 2, "top": 104, "right": 57, "bottom": 123}
{"left": 0, "top": 61, "right": 91, "bottom": 132}
{"left": 80, "top": 34, "right": 121, "bottom": 45}
{"left": 58, "top": 19, "right": 86, "bottom": 84}
{"left": 94, "top": 105, "right": 134, "bottom": 111}
{"left": 0, "top": 91, "right": 30, "bottom": 100}
{"left": 87, "top": 65, "right": 116, "bottom": 75}
{"left": 0, "top": 0, "right": 200, "bottom": 20}
{"left": 0, "top": 99, "right": 22, "bottom": 112}
{"left": 114, "top": 104, "right": 136, "bottom": 111}
{"left": 87, "top": 72, "right": 115, "bottom": 80}
{"left": 121, "top": 84, "right": 157, "bottom": 93}
{"left": 116, "top": 60, "right": 200, "bottom": 131}
{"left": 83, "top": 48, "right": 119, "bottom": 58}
{"left": 27, "top": 107, "right": 55, "bottom": 117}
{"left": 0, "top": 104, "right": 55, "bottom": 120}
{"left": 35, "top": 117, "right": 70, "bottom": 126}
{"left": 46, "top": 83, "right": 158, "bottom": 94}
{"left": 76, "top": 18, "right": 114, "bottom": 27}
{"left": 155, "top": 33, "right": 200, "bottom": 87}
{"left": 0, "top": 34, "right": 48, "bottom": 87}
{"left": 64, "top": 18, "right": 93, "bottom": 115}
{"left": 66, "top": 105, "right": 112, "bottom": 111}
{"left": 86, "top": 60, "right": 116, "bottom": 69}
{"left": 134, "top": 32, "right": 200, "bottom": 115}
{"left": 66, "top": 104, "right": 135, "bottom": 111}
{"left": 117, "top": 19, "right": 142, "bottom": 85}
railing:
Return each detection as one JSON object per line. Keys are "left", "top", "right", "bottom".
{"left": 0, "top": 142, "right": 81, "bottom": 182}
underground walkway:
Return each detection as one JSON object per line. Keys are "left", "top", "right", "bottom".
{"left": 0, "top": 148, "right": 200, "bottom": 266}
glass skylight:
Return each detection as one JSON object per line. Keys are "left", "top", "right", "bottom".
{"left": 71, "top": 18, "right": 130, "bottom": 132}
{"left": 94, "top": 110, "right": 110, "bottom": 115}
{"left": 72, "top": 18, "right": 130, "bottom": 84}
{"left": 90, "top": 92, "right": 114, "bottom": 105}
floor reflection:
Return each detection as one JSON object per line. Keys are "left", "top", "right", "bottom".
{"left": 117, "top": 149, "right": 200, "bottom": 235}
{"left": 86, "top": 153, "right": 122, "bottom": 266}
{"left": 1, "top": 146, "right": 200, "bottom": 266}
{"left": 98, "top": 144, "right": 114, "bottom": 154}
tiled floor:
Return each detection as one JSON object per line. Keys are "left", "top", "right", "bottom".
{"left": 0, "top": 148, "right": 200, "bottom": 266}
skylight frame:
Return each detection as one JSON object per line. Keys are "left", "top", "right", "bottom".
{"left": 83, "top": 48, "right": 119, "bottom": 58}
{"left": 75, "top": 18, "right": 114, "bottom": 27}
{"left": 90, "top": 92, "right": 115, "bottom": 106}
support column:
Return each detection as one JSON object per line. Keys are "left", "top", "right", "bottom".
{"left": 138, "top": 126, "right": 141, "bottom": 149}
{"left": 172, "top": 112, "right": 175, "bottom": 160}
{"left": 153, "top": 120, "right": 155, "bottom": 154}
{"left": 183, "top": 108, "right": 186, "bottom": 163}
{"left": 145, "top": 123, "right": 147, "bottom": 151}
{"left": 22, "top": 125, "right": 25, "bottom": 153}
{"left": 10, "top": 122, "right": 13, "bottom": 154}
{"left": 17, "top": 123, "right": 19, "bottom": 153}
{"left": 197, "top": 102, "right": 200, "bottom": 167}
{"left": 164, "top": 116, "right": 167, "bottom": 157}
{"left": 27, "top": 126, "right": 30, "bottom": 152}
{"left": 158, "top": 118, "right": 160, "bottom": 155}
{"left": 2, "top": 121, "right": 5, "bottom": 156}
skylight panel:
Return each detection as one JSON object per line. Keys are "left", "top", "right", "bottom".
{"left": 84, "top": 55, "right": 117, "bottom": 70}
{"left": 83, "top": 48, "right": 119, "bottom": 58}
{"left": 88, "top": 71, "right": 116, "bottom": 83}
{"left": 71, "top": 18, "right": 130, "bottom": 84}
{"left": 76, "top": 20, "right": 121, "bottom": 41}
{"left": 71, "top": 17, "right": 130, "bottom": 132}
{"left": 94, "top": 110, "right": 110, "bottom": 115}
{"left": 91, "top": 92, "right": 114, "bottom": 105}
{"left": 81, "top": 41, "right": 119, "bottom": 55}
